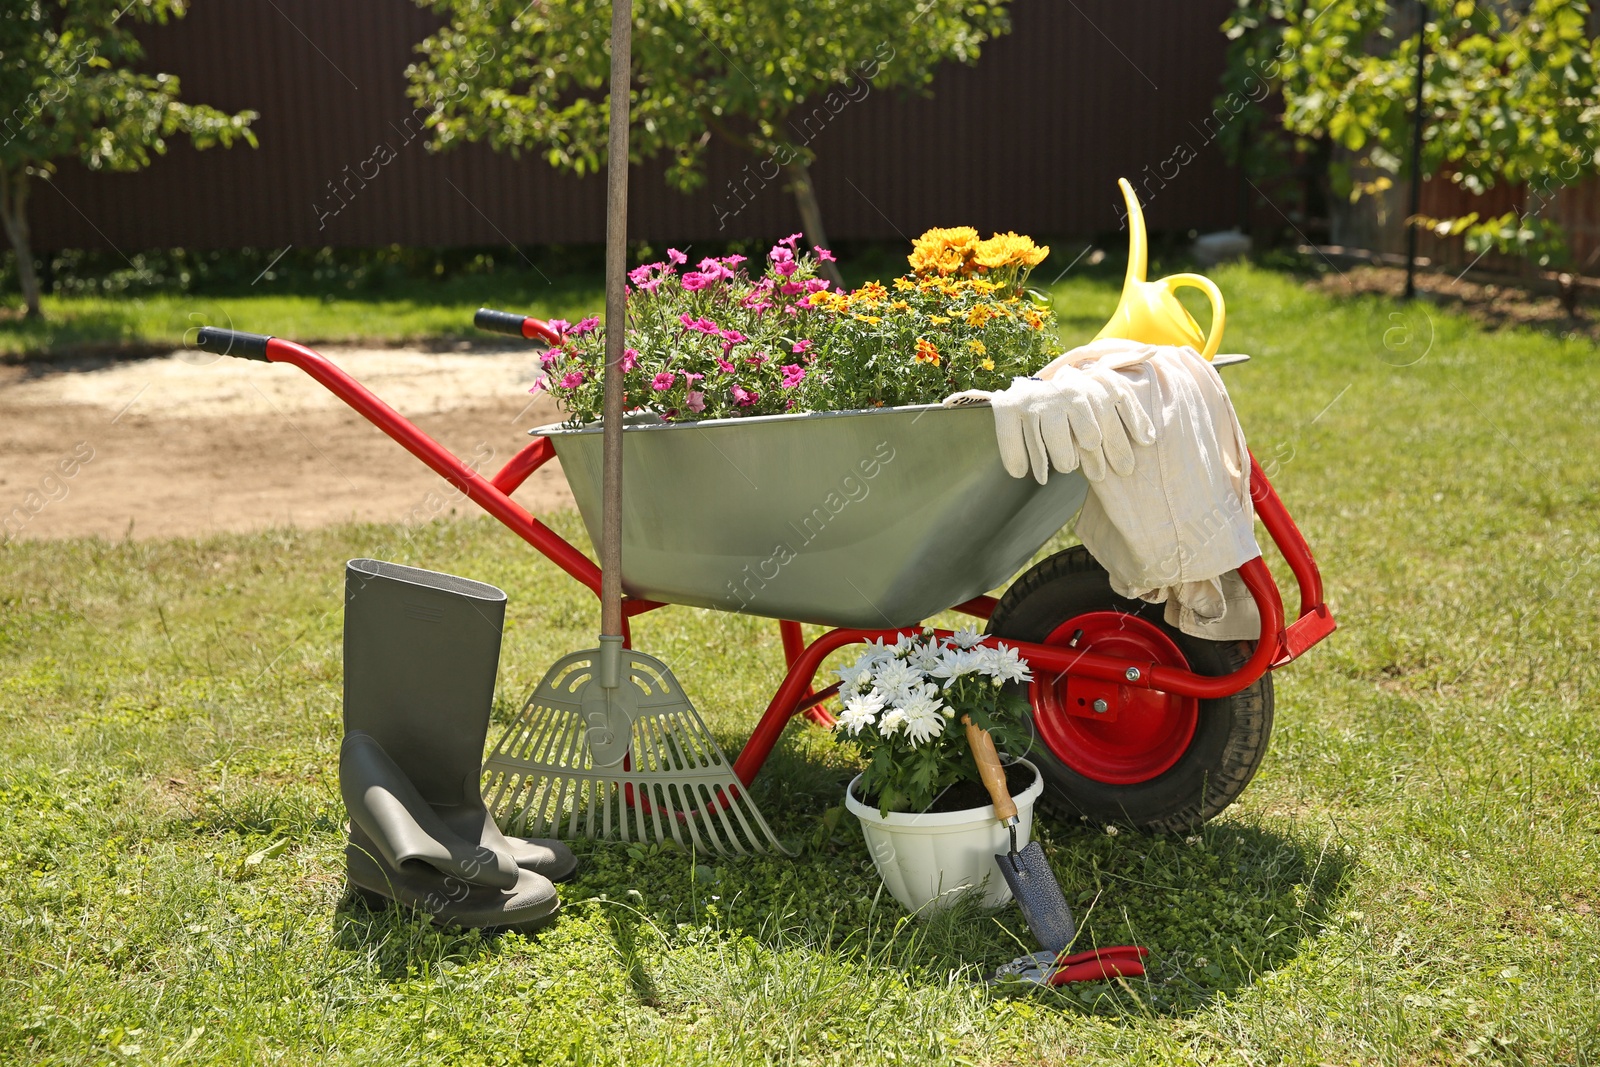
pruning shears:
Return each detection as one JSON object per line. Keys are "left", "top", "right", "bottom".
{"left": 991, "top": 944, "right": 1149, "bottom": 987}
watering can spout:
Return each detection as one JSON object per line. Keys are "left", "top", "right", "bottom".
{"left": 1093, "top": 178, "right": 1227, "bottom": 360}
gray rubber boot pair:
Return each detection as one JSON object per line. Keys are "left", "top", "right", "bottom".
{"left": 340, "top": 559, "right": 575, "bottom": 930}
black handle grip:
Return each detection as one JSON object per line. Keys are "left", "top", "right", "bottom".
{"left": 474, "top": 307, "right": 528, "bottom": 337}
{"left": 193, "top": 327, "right": 272, "bottom": 360}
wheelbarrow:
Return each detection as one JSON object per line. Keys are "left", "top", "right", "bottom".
{"left": 189, "top": 316, "right": 1336, "bottom": 835}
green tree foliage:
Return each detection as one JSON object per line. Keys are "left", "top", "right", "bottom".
{"left": 405, "top": 0, "right": 1011, "bottom": 279}
{"left": 1218, "top": 0, "right": 1600, "bottom": 268}
{"left": 0, "top": 1, "right": 257, "bottom": 317}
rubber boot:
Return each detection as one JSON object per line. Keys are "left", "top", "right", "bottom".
{"left": 341, "top": 559, "right": 574, "bottom": 927}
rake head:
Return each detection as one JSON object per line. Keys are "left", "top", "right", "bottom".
{"left": 482, "top": 649, "right": 790, "bottom": 856}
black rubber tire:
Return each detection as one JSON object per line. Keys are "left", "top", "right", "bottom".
{"left": 987, "top": 545, "right": 1273, "bottom": 833}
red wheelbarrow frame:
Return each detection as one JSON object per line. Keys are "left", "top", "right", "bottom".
{"left": 206, "top": 329, "right": 1336, "bottom": 788}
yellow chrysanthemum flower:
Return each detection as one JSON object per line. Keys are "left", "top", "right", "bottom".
{"left": 908, "top": 226, "right": 980, "bottom": 276}
{"left": 973, "top": 231, "right": 1050, "bottom": 271}
{"left": 980, "top": 358, "right": 995, "bottom": 371}
{"left": 968, "top": 339, "right": 987, "bottom": 355}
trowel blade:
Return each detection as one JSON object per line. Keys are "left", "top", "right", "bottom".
{"left": 997, "top": 840, "right": 1076, "bottom": 956}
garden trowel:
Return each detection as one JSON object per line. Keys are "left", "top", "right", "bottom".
{"left": 963, "top": 717, "right": 1148, "bottom": 985}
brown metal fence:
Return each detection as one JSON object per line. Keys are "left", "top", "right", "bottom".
{"left": 31, "top": 0, "right": 1241, "bottom": 252}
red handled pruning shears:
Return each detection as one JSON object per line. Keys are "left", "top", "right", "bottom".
{"left": 991, "top": 944, "right": 1149, "bottom": 986}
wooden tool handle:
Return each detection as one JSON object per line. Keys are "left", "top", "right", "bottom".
{"left": 962, "top": 715, "right": 1018, "bottom": 822}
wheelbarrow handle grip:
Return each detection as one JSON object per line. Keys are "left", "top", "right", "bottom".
{"left": 192, "top": 326, "right": 271, "bottom": 361}
{"left": 474, "top": 307, "right": 529, "bottom": 336}
{"left": 474, "top": 307, "right": 564, "bottom": 346}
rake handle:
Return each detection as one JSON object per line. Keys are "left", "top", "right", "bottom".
{"left": 598, "top": 0, "right": 632, "bottom": 654}
{"left": 962, "top": 716, "right": 1018, "bottom": 823}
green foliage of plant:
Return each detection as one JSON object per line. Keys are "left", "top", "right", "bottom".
{"left": 1219, "top": 0, "right": 1600, "bottom": 267}
{"left": 403, "top": 0, "right": 1012, "bottom": 259}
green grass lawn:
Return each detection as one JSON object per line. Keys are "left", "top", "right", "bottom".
{"left": 0, "top": 271, "right": 611, "bottom": 360}
{"left": 3, "top": 262, "right": 1599, "bottom": 1064}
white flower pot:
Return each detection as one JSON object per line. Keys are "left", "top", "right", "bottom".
{"left": 844, "top": 758, "right": 1044, "bottom": 915}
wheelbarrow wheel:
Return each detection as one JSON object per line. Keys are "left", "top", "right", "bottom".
{"left": 987, "top": 545, "right": 1273, "bottom": 833}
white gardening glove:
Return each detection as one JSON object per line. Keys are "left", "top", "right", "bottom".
{"left": 1078, "top": 360, "right": 1157, "bottom": 476}
{"left": 946, "top": 376, "right": 1105, "bottom": 484}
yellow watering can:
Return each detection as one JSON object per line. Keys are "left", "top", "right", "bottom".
{"left": 1094, "top": 178, "right": 1226, "bottom": 360}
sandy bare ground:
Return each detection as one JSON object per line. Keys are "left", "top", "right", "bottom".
{"left": 0, "top": 344, "right": 575, "bottom": 542}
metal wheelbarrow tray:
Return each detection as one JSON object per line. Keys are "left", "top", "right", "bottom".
{"left": 190, "top": 326, "right": 1338, "bottom": 823}
{"left": 537, "top": 404, "right": 1087, "bottom": 628}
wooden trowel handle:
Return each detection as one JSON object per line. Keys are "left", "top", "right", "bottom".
{"left": 962, "top": 715, "right": 1018, "bottom": 822}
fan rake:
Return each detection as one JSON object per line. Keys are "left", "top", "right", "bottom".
{"left": 482, "top": 649, "right": 789, "bottom": 856}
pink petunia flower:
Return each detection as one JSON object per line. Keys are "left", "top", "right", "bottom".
{"left": 805, "top": 278, "right": 831, "bottom": 292}
{"left": 571, "top": 316, "right": 600, "bottom": 337}
{"left": 746, "top": 351, "right": 768, "bottom": 366}
{"left": 539, "top": 349, "right": 561, "bottom": 368}
{"left": 731, "top": 384, "right": 759, "bottom": 407}
{"left": 780, "top": 280, "right": 805, "bottom": 295}
{"left": 791, "top": 339, "right": 813, "bottom": 356}
{"left": 684, "top": 390, "right": 706, "bottom": 413}
{"left": 628, "top": 262, "right": 662, "bottom": 285}
{"left": 560, "top": 370, "right": 585, "bottom": 389}
{"left": 780, "top": 364, "right": 806, "bottom": 388}
{"left": 715, "top": 356, "right": 736, "bottom": 374}
{"left": 621, "top": 348, "right": 639, "bottom": 372}
{"left": 781, "top": 232, "right": 803, "bottom": 249}
{"left": 651, "top": 371, "right": 675, "bottom": 391}
{"left": 681, "top": 271, "right": 712, "bottom": 291}
{"left": 667, "top": 248, "right": 687, "bottom": 265}
{"left": 546, "top": 319, "right": 572, "bottom": 339}
{"left": 719, "top": 328, "right": 745, "bottom": 344}
{"left": 683, "top": 372, "right": 704, "bottom": 383}
{"left": 529, "top": 379, "right": 547, "bottom": 393}
{"left": 722, "top": 254, "right": 747, "bottom": 268}
{"left": 768, "top": 244, "right": 793, "bottom": 264}
{"left": 816, "top": 248, "right": 836, "bottom": 262}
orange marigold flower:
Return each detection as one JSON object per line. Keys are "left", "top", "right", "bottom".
{"left": 914, "top": 338, "right": 941, "bottom": 366}
{"left": 855, "top": 280, "right": 889, "bottom": 303}
{"left": 1024, "top": 309, "right": 1046, "bottom": 330}
{"left": 965, "top": 304, "right": 995, "bottom": 328}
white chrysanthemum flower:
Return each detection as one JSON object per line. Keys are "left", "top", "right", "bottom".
{"left": 902, "top": 703, "right": 946, "bottom": 746}
{"left": 974, "top": 642, "right": 1031, "bottom": 685}
{"left": 878, "top": 708, "right": 908, "bottom": 736}
{"left": 835, "top": 659, "right": 877, "bottom": 695}
{"left": 951, "top": 625, "right": 985, "bottom": 649}
{"left": 929, "top": 647, "right": 979, "bottom": 687}
{"left": 836, "top": 687, "right": 885, "bottom": 735}
{"left": 898, "top": 683, "right": 947, "bottom": 746}
{"left": 908, "top": 638, "right": 944, "bottom": 673}
{"left": 874, "top": 658, "right": 918, "bottom": 701}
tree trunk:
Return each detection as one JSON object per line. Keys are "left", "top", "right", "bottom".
{"left": 0, "top": 167, "right": 42, "bottom": 318}
{"left": 782, "top": 158, "right": 844, "bottom": 287}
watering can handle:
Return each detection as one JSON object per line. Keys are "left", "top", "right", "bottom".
{"left": 1158, "top": 273, "right": 1226, "bottom": 361}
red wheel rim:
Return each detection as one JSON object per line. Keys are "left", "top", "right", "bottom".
{"left": 1030, "top": 611, "right": 1198, "bottom": 785}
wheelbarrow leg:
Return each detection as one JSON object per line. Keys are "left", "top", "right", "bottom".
{"left": 780, "top": 620, "right": 834, "bottom": 728}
